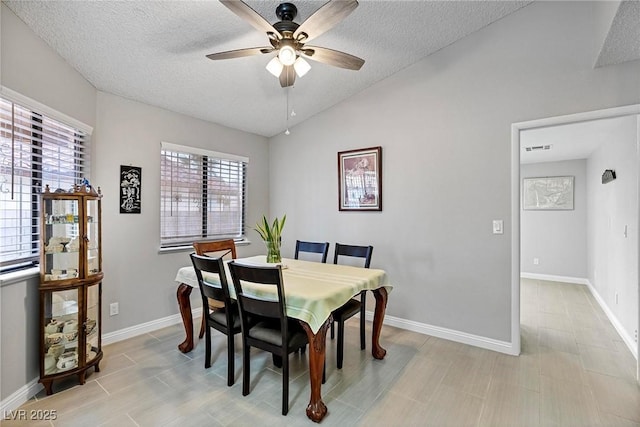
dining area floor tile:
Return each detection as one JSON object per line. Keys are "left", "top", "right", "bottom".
{"left": 6, "top": 279, "right": 640, "bottom": 426}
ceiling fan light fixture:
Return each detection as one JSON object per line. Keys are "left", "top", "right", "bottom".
{"left": 278, "top": 45, "right": 297, "bottom": 66}
{"left": 293, "top": 57, "right": 311, "bottom": 77}
{"left": 266, "top": 57, "right": 284, "bottom": 77}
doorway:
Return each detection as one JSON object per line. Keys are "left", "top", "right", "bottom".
{"left": 511, "top": 105, "right": 640, "bottom": 381}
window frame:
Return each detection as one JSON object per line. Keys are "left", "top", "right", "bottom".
{"left": 0, "top": 87, "right": 92, "bottom": 273}
{"left": 160, "top": 141, "right": 248, "bottom": 248}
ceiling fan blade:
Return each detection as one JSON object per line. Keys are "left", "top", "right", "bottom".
{"left": 301, "top": 46, "right": 364, "bottom": 70}
{"left": 220, "top": 0, "right": 280, "bottom": 37}
{"left": 279, "top": 65, "right": 296, "bottom": 87}
{"left": 206, "top": 47, "right": 274, "bottom": 60}
{"left": 293, "top": 0, "right": 358, "bottom": 43}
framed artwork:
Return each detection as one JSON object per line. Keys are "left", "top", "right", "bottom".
{"left": 523, "top": 176, "right": 574, "bottom": 210}
{"left": 120, "top": 165, "right": 142, "bottom": 214}
{"left": 338, "top": 146, "right": 382, "bottom": 211}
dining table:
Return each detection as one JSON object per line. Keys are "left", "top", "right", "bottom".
{"left": 174, "top": 255, "right": 392, "bottom": 422}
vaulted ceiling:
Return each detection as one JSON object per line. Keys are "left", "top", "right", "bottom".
{"left": 4, "top": 1, "right": 638, "bottom": 138}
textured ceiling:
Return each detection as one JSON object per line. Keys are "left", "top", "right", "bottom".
{"left": 596, "top": 1, "right": 640, "bottom": 67}
{"left": 7, "top": 1, "right": 638, "bottom": 138}
{"left": 5, "top": 0, "right": 536, "bottom": 137}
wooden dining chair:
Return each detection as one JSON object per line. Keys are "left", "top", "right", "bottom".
{"left": 190, "top": 253, "right": 241, "bottom": 386}
{"left": 193, "top": 239, "right": 237, "bottom": 338}
{"left": 331, "top": 243, "right": 373, "bottom": 369}
{"left": 193, "top": 239, "right": 237, "bottom": 259}
{"left": 294, "top": 240, "right": 330, "bottom": 263}
{"left": 228, "top": 261, "right": 308, "bottom": 416}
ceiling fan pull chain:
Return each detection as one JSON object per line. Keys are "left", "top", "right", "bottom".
{"left": 285, "top": 87, "right": 291, "bottom": 135}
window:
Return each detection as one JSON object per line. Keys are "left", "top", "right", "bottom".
{"left": 160, "top": 142, "right": 248, "bottom": 247}
{"left": 0, "top": 93, "right": 90, "bottom": 271}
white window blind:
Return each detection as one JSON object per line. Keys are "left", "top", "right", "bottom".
{"left": 160, "top": 142, "right": 248, "bottom": 247}
{"left": 0, "top": 96, "right": 90, "bottom": 271}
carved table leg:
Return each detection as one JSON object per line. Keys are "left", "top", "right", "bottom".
{"left": 299, "top": 317, "right": 331, "bottom": 423}
{"left": 177, "top": 283, "right": 194, "bottom": 353}
{"left": 372, "top": 287, "right": 388, "bottom": 360}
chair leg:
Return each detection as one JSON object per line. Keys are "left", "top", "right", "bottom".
{"left": 282, "top": 353, "right": 289, "bottom": 415}
{"left": 199, "top": 315, "right": 206, "bottom": 339}
{"left": 360, "top": 299, "right": 366, "bottom": 350}
{"left": 273, "top": 354, "right": 283, "bottom": 368}
{"left": 227, "top": 332, "right": 234, "bottom": 386}
{"left": 337, "top": 320, "right": 345, "bottom": 369}
{"left": 242, "top": 342, "right": 250, "bottom": 396}
{"left": 330, "top": 321, "right": 335, "bottom": 339}
{"left": 204, "top": 325, "right": 212, "bottom": 369}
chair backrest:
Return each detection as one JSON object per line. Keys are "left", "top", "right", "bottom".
{"left": 193, "top": 239, "right": 237, "bottom": 259}
{"left": 333, "top": 243, "right": 373, "bottom": 268}
{"left": 294, "top": 240, "right": 330, "bottom": 263}
{"left": 228, "top": 261, "right": 288, "bottom": 334}
{"left": 190, "top": 253, "right": 234, "bottom": 308}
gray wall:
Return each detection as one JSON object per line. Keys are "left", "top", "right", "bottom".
{"left": 587, "top": 114, "right": 639, "bottom": 343}
{"left": 521, "top": 160, "right": 588, "bottom": 279}
{"left": 94, "top": 92, "right": 269, "bottom": 333}
{"left": 268, "top": 1, "right": 640, "bottom": 342}
{"left": 1, "top": 3, "right": 97, "bottom": 402}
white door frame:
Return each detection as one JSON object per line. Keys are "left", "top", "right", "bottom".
{"left": 510, "top": 104, "right": 640, "bottom": 381}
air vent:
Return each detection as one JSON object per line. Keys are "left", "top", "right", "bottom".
{"left": 524, "top": 144, "right": 552, "bottom": 152}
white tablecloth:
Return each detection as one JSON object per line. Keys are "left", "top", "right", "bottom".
{"left": 175, "top": 255, "right": 392, "bottom": 334}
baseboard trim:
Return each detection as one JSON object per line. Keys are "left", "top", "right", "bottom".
{"left": 1, "top": 307, "right": 203, "bottom": 415}
{"left": 520, "top": 272, "right": 589, "bottom": 285}
{"left": 364, "top": 312, "right": 518, "bottom": 356}
{"left": 584, "top": 280, "right": 638, "bottom": 360}
{"left": 103, "top": 307, "right": 202, "bottom": 346}
{"left": 0, "top": 378, "right": 41, "bottom": 417}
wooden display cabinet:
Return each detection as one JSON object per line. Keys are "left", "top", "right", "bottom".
{"left": 38, "top": 184, "right": 103, "bottom": 395}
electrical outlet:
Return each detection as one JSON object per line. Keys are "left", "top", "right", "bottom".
{"left": 615, "top": 293, "right": 619, "bottom": 305}
{"left": 533, "top": 258, "right": 539, "bottom": 265}
{"left": 635, "top": 330, "right": 638, "bottom": 343}
{"left": 110, "top": 302, "right": 119, "bottom": 316}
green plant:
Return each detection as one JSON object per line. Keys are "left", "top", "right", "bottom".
{"left": 254, "top": 215, "right": 286, "bottom": 263}
{"left": 254, "top": 214, "right": 286, "bottom": 242}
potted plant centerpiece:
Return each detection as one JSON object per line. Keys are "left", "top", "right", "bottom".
{"left": 254, "top": 215, "right": 286, "bottom": 263}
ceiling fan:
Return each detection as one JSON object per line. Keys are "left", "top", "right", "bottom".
{"left": 206, "top": 0, "right": 365, "bottom": 87}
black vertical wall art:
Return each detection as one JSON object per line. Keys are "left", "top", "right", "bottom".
{"left": 120, "top": 165, "right": 142, "bottom": 214}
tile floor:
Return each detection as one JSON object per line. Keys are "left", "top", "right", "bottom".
{"left": 5, "top": 279, "right": 640, "bottom": 426}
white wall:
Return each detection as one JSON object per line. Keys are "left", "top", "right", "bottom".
{"left": 587, "top": 114, "right": 639, "bottom": 344}
{"left": 0, "top": 3, "right": 270, "bottom": 403}
{"left": 521, "top": 160, "right": 588, "bottom": 279}
{"left": 269, "top": 1, "right": 640, "bottom": 345}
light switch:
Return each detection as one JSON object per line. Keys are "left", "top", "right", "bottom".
{"left": 493, "top": 220, "right": 503, "bottom": 234}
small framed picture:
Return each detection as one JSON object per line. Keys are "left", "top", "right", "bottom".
{"left": 120, "top": 165, "right": 142, "bottom": 214}
{"left": 338, "top": 146, "right": 382, "bottom": 211}
{"left": 523, "top": 176, "right": 574, "bottom": 210}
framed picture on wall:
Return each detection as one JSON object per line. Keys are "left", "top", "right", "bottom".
{"left": 338, "top": 146, "right": 382, "bottom": 211}
{"left": 120, "top": 165, "right": 142, "bottom": 214}
{"left": 523, "top": 176, "right": 574, "bottom": 210}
